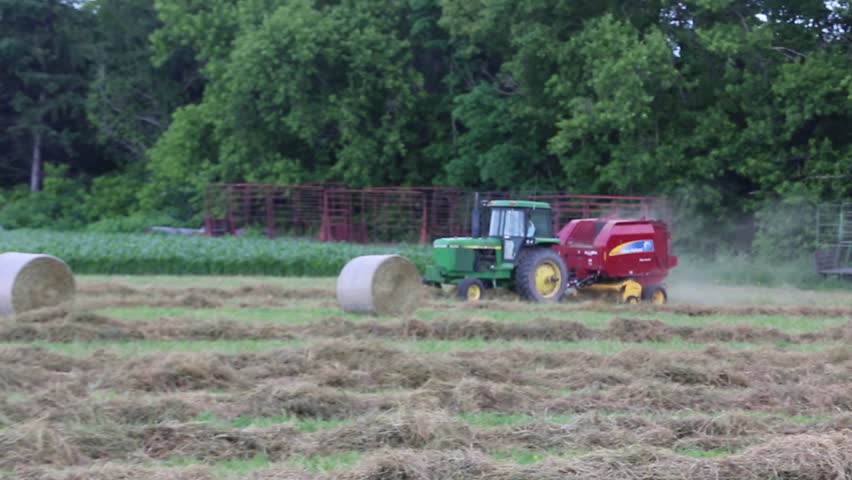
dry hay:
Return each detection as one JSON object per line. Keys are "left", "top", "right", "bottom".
{"left": 675, "top": 324, "right": 793, "bottom": 343}
{"left": 329, "top": 432, "right": 852, "bottom": 480}
{"left": 0, "top": 347, "right": 93, "bottom": 392}
{"left": 305, "top": 316, "right": 825, "bottom": 345}
{"left": 0, "top": 419, "right": 138, "bottom": 468}
{"left": 312, "top": 409, "right": 472, "bottom": 454}
{"left": 304, "top": 340, "right": 457, "bottom": 389}
{"left": 475, "top": 414, "right": 677, "bottom": 453}
{"left": 10, "top": 463, "right": 214, "bottom": 480}
{"left": 311, "top": 317, "right": 594, "bottom": 342}
{"left": 246, "top": 381, "right": 365, "bottom": 419}
{"left": 139, "top": 422, "right": 293, "bottom": 461}
{"left": 119, "top": 353, "right": 246, "bottom": 392}
{"left": 0, "top": 253, "right": 75, "bottom": 316}
{"left": 337, "top": 255, "right": 422, "bottom": 316}
{"left": 333, "top": 448, "right": 492, "bottom": 480}
{"left": 408, "top": 378, "right": 545, "bottom": 413}
{"left": 0, "top": 307, "right": 142, "bottom": 342}
{"left": 1, "top": 308, "right": 296, "bottom": 342}
{"left": 3, "top": 310, "right": 842, "bottom": 345}
{"left": 91, "top": 393, "right": 217, "bottom": 425}
{"left": 473, "top": 411, "right": 852, "bottom": 454}
{"left": 138, "top": 317, "right": 294, "bottom": 341}
{"left": 424, "top": 294, "right": 852, "bottom": 319}
{"left": 607, "top": 317, "right": 675, "bottom": 342}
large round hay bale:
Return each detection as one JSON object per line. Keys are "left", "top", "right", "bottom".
{"left": 337, "top": 255, "right": 421, "bottom": 316}
{"left": 0, "top": 253, "right": 76, "bottom": 316}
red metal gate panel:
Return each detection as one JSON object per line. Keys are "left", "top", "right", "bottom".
{"left": 204, "top": 183, "right": 671, "bottom": 243}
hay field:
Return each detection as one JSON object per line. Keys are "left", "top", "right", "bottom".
{"left": 1, "top": 276, "right": 851, "bottom": 479}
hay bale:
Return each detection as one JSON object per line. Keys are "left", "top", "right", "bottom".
{"left": 337, "top": 255, "right": 421, "bottom": 316}
{"left": 0, "top": 253, "right": 75, "bottom": 316}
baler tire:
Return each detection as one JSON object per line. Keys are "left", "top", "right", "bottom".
{"left": 457, "top": 278, "right": 485, "bottom": 301}
{"left": 625, "top": 296, "right": 640, "bottom": 305}
{"left": 644, "top": 285, "right": 668, "bottom": 305}
{"left": 514, "top": 249, "right": 568, "bottom": 303}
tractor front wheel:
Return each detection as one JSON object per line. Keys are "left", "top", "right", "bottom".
{"left": 457, "top": 278, "right": 485, "bottom": 301}
{"left": 515, "top": 249, "right": 568, "bottom": 302}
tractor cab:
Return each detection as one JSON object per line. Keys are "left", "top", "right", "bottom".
{"left": 422, "top": 199, "right": 567, "bottom": 302}
{"left": 476, "top": 200, "right": 558, "bottom": 263}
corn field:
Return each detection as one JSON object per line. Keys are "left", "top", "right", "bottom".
{"left": 0, "top": 230, "right": 432, "bottom": 275}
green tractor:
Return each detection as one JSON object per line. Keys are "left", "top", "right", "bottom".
{"left": 422, "top": 199, "right": 568, "bottom": 302}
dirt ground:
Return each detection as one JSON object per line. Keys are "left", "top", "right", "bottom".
{"left": 1, "top": 277, "right": 851, "bottom": 479}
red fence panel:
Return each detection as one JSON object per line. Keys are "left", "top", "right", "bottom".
{"left": 204, "top": 183, "right": 671, "bottom": 243}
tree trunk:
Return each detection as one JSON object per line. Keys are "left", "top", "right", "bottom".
{"left": 30, "top": 130, "right": 43, "bottom": 192}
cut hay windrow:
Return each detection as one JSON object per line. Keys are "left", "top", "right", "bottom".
{"left": 4, "top": 406, "right": 852, "bottom": 472}
{"left": 9, "top": 463, "right": 215, "bottom": 480}
{"left": 5, "top": 310, "right": 852, "bottom": 345}
{"left": 304, "top": 316, "right": 815, "bottom": 344}
{"left": 2, "top": 341, "right": 850, "bottom": 417}
{"left": 289, "top": 432, "right": 852, "bottom": 480}
{"left": 74, "top": 280, "right": 852, "bottom": 318}
{"left": 425, "top": 296, "right": 852, "bottom": 318}
{"left": 4, "top": 271, "right": 850, "bottom": 479}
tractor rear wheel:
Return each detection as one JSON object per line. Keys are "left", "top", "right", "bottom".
{"left": 514, "top": 249, "right": 568, "bottom": 302}
{"left": 457, "top": 278, "right": 485, "bottom": 301}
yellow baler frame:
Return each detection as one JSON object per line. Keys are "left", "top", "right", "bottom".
{"left": 576, "top": 279, "right": 643, "bottom": 304}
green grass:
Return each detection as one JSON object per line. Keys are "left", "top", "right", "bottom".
{"left": 193, "top": 412, "right": 350, "bottom": 432}
{"left": 287, "top": 452, "right": 363, "bottom": 472}
{"left": 673, "top": 447, "right": 739, "bottom": 458}
{"left": 3, "top": 336, "right": 835, "bottom": 357}
{"left": 163, "top": 453, "right": 271, "bottom": 478}
{"left": 396, "top": 338, "right": 832, "bottom": 354}
{"left": 96, "top": 306, "right": 350, "bottom": 324}
{"left": 93, "top": 291, "right": 850, "bottom": 334}
{"left": 0, "top": 229, "right": 431, "bottom": 275}
{"left": 214, "top": 453, "right": 270, "bottom": 477}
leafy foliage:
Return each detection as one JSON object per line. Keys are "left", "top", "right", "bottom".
{"left": 0, "top": 0, "right": 850, "bottom": 257}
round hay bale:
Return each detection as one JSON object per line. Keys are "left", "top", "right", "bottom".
{"left": 337, "top": 255, "right": 421, "bottom": 316}
{"left": 0, "top": 253, "right": 76, "bottom": 316}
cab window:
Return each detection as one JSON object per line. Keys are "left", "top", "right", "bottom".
{"left": 530, "top": 209, "right": 553, "bottom": 238}
{"left": 488, "top": 208, "right": 525, "bottom": 237}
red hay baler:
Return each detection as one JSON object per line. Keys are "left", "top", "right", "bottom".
{"left": 555, "top": 218, "right": 678, "bottom": 304}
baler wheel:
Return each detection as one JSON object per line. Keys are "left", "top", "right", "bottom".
{"left": 457, "top": 278, "right": 485, "bottom": 301}
{"left": 515, "top": 249, "right": 568, "bottom": 302}
{"left": 649, "top": 286, "right": 667, "bottom": 305}
{"left": 625, "top": 296, "right": 640, "bottom": 304}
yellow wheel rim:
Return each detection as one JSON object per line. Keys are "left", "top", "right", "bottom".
{"left": 466, "top": 284, "right": 482, "bottom": 301}
{"left": 627, "top": 296, "right": 639, "bottom": 304}
{"left": 534, "top": 261, "right": 562, "bottom": 298}
{"left": 651, "top": 289, "right": 666, "bottom": 305}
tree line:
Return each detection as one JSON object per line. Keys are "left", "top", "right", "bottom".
{"left": 0, "top": 0, "right": 849, "bottom": 251}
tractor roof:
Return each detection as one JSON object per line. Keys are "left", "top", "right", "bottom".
{"left": 487, "top": 200, "right": 552, "bottom": 209}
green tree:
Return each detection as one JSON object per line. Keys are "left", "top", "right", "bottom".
{"left": 145, "top": 0, "right": 447, "bottom": 215}
{"left": 0, "top": 0, "right": 94, "bottom": 191}
{"left": 87, "top": 0, "right": 202, "bottom": 164}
